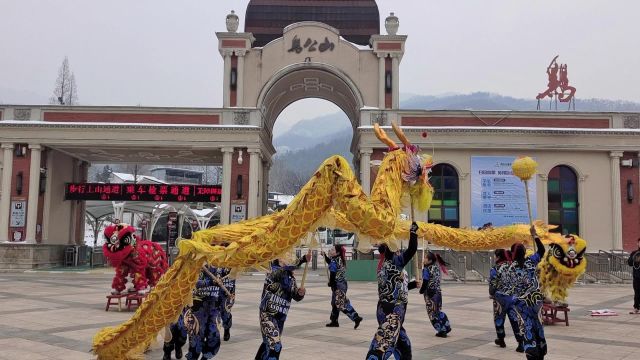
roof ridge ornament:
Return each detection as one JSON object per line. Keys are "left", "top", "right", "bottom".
{"left": 226, "top": 10, "right": 239, "bottom": 33}
{"left": 385, "top": 12, "right": 399, "bottom": 35}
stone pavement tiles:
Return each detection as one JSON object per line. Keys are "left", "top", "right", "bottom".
{"left": 0, "top": 270, "right": 638, "bottom": 359}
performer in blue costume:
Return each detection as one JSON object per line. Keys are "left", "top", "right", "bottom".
{"left": 365, "top": 222, "right": 418, "bottom": 360}
{"left": 220, "top": 268, "right": 236, "bottom": 342}
{"left": 255, "top": 250, "right": 310, "bottom": 360}
{"left": 489, "top": 249, "right": 523, "bottom": 351}
{"left": 185, "top": 265, "right": 227, "bottom": 360}
{"left": 163, "top": 309, "right": 188, "bottom": 360}
{"left": 506, "top": 226, "right": 547, "bottom": 360}
{"left": 419, "top": 251, "right": 451, "bottom": 337}
{"left": 323, "top": 244, "right": 363, "bottom": 328}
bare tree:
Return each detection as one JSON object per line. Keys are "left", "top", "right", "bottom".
{"left": 49, "top": 56, "right": 78, "bottom": 105}
{"left": 269, "top": 158, "right": 305, "bottom": 195}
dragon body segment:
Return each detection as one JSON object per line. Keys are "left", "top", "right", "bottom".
{"left": 93, "top": 125, "right": 586, "bottom": 359}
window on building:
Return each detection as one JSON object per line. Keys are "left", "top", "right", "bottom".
{"left": 428, "top": 164, "right": 459, "bottom": 228}
{"left": 547, "top": 165, "right": 579, "bottom": 235}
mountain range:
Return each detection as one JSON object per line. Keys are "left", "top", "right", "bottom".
{"left": 270, "top": 92, "right": 640, "bottom": 194}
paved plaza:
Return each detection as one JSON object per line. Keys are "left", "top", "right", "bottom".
{"left": 0, "top": 269, "right": 638, "bottom": 360}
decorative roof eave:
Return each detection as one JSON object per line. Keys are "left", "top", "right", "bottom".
{"left": 358, "top": 125, "right": 640, "bottom": 136}
{"left": 0, "top": 120, "right": 261, "bottom": 132}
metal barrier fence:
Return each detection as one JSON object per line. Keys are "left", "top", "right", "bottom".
{"left": 442, "top": 249, "right": 467, "bottom": 282}
{"left": 605, "top": 250, "right": 632, "bottom": 282}
{"left": 469, "top": 251, "right": 494, "bottom": 281}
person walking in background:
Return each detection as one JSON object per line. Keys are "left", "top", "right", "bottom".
{"left": 628, "top": 238, "right": 640, "bottom": 314}
{"left": 323, "top": 244, "right": 363, "bottom": 329}
{"left": 419, "top": 251, "right": 452, "bottom": 338}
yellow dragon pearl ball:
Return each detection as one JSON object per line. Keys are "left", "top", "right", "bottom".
{"left": 512, "top": 156, "right": 538, "bottom": 181}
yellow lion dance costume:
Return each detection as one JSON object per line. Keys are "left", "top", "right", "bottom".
{"left": 92, "top": 123, "right": 586, "bottom": 359}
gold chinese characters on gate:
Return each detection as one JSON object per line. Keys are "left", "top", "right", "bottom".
{"left": 287, "top": 35, "right": 335, "bottom": 54}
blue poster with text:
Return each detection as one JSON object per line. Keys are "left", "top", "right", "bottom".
{"left": 471, "top": 156, "right": 537, "bottom": 228}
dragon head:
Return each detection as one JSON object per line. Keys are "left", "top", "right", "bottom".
{"left": 374, "top": 122, "right": 434, "bottom": 212}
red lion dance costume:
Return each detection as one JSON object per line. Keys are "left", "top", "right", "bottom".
{"left": 103, "top": 224, "right": 169, "bottom": 294}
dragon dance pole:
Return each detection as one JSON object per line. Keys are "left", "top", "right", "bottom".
{"left": 512, "top": 156, "right": 539, "bottom": 244}
{"left": 202, "top": 265, "right": 233, "bottom": 299}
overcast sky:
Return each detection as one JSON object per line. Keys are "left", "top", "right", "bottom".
{"left": 2, "top": 0, "right": 639, "bottom": 133}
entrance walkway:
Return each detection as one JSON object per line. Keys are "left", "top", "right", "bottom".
{"left": 0, "top": 270, "right": 638, "bottom": 359}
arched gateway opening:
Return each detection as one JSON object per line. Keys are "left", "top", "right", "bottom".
{"left": 258, "top": 64, "right": 364, "bottom": 152}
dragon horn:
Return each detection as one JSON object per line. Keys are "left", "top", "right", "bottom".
{"left": 374, "top": 123, "right": 398, "bottom": 149}
{"left": 391, "top": 121, "right": 411, "bottom": 148}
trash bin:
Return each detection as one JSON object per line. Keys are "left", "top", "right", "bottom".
{"left": 77, "top": 245, "right": 89, "bottom": 266}
{"left": 64, "top": 247, "right": 76, "bottom": 267}
{"left": 90, "top": 247, "right": 105, "bottom": 268}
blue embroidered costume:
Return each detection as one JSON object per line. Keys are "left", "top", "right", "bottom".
{"left": 501, "top": 238, "right": 547, "bottom": 360}
{"left": 324, "top": 245, "right": 363, "bottom": 328}
{"left": 365, "top": 222, "right": 418, "bottom": 360}
{"left": 419, "top": 261, "right": 451, "bottom": 336}
{"left": 489, "top": 250, "right": 523, "bottom": 350}
{"left": 255, "top": 256, "right": 307, "bottom": 360}
{"left": 221, "top": 269, "right": 236, "bottom": 341}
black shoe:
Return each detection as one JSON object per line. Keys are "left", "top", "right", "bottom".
{"left": 435, "top": 332, "right": 447, "bottom": 338}
{"left": 326, "top": 321, "right": 339, "bottom": 327}
{"left": 515, "top": 343, "right": 524, "bottom": 353}
{"left": 354, "top": 316, "right": 363, "bottom": 329}
{"left": 175, "top": 347, "right": 183, "bottom": 359}
{"left": 224, "top": 328, "right": 230, "bottom": 341}
{"left": 163, "top": 353, "right": 171, "bottom": 360}
{"left": 494, "top": 338, "right": 506, "bottom": 348}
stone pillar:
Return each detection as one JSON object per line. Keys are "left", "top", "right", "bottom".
{"left": 221, "top": 147, "right": 234, "bottom": 224}
{"left": 391, "top": 54, "right": 400, "bottom": 109}
{"left": 458, "top": 172, "right": 471, "bottom": 228}
{"left": 236, "top": 50, "right": 246, "bottom": 107}
{"left": 223, "top": 50, "right": 232, "bottom": 108}
{"left": 578, "top": 174, "right": 587, "bottom": 237}
{"left": 0, "top": 144, "right": 14, "bottom": 242}
{"left": 25, "top": 144, "right": 41, "bottom": 243}
{"left": 538, "top": 174, "right": 549, "bottom": 224}
{"left": 359, "top": 149, "right": 372, "bottom": 195}
{"left": 610, "top": 151, "right": 623, "bottom": 249}
{"left": 377, "top": 53, "right": 386, "bottom": 109}
{"left": 248, "top": 148, "right": 261, "bottom": 219}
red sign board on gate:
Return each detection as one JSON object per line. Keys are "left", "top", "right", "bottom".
{"left": 64, "top": 183, "right": 222, "bottom": 202}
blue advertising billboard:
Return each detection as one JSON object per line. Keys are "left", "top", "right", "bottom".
{"left": 471, "top": 156, "right": 537, "bottom": 228}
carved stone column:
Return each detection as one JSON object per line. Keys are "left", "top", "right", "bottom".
{"left": 221, "top": 147, "right": 234, "bottom": 224}
{"left": 236, "top": 50, "right": 246, "bottom": 107}
{"left": 359, "top": 149, "right": 373, "bottom": 195}
{"left": 25, "top": 144, "right": 41, "bottom": 243}
{"left": 0, "top": 144, "right": 14, "bottom": 242}
{"left": 247, "top": 148, "right": 261, "bottom": 219}
{"left": 610, "top": 151, "right": 623, "bottom": 249}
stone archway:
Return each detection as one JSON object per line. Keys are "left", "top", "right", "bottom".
{"left": 257, "top": 63, "right": 365, "bottom": 145}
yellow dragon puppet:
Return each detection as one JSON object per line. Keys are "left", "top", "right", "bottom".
{"left": 92, "top": 123, "right": 586, "bottom": 359}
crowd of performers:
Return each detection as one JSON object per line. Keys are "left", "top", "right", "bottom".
{"left": 155, "top": 223, "right": 551, "bottom": 360}
{"left": 163, "top": 266, "right": 236, "bottom": 360}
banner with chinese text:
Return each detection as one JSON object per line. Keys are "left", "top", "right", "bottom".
{"left": 64, "top": 183, "right": 222, "bottom": 202}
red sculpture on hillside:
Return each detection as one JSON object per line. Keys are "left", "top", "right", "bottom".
{"left": 536, "top": 55, "right": 576, "bottom": 110}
